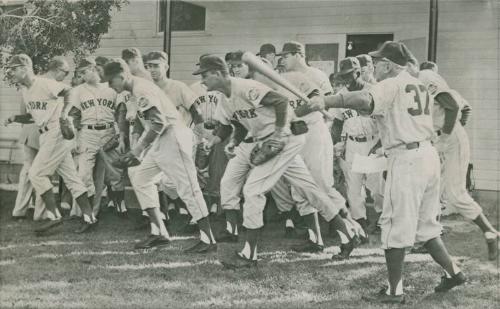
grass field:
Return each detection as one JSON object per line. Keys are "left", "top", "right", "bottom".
{"left": 0, "top": 189, "right": 498, "bottom": 309}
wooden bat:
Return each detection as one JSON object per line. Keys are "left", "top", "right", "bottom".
{"left": 242, "top": 51, "right": 332, "bottom": 120}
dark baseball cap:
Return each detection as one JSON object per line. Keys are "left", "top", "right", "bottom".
{"left": 121, "top": 48, "right": 142, "bottom": 61}
{"left": 193, "top": 54, "right": 228, "bottom": 75}
{"left": 226, "top": 50, "right": 244, "bottom": 62}
{"left": 369, "top": 41, "right": 410, "bottom": 66}
{"left": 95, "top": 56, "right": 110, "bottom": 67}
{"left": 420, "top": 61, "right": 438, "bottom": 71}
{"left": 356, "top": 54, "right": 373, "bottom": 68}
{"left": 257, "top": 43, "right": 276, "bottom": 56}
{"left": 338, "top": 57, "right": 361, "bottom": 75}
{"left": 5, "top": 54, "right": 32, "bottom": 68}
{"left": 76, "top": 57, "right": 97, "bottom": 71}
{"left": 277, "top": 41, "right": 304, "bottom": 56}
{"left": 104, "top": 58, "right": 129, "bottom": 79}
{"left": 145, "top": 51, "right": 168, "bottom": 63}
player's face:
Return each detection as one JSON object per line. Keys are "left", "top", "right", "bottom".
{"left": 108, "top": 75, "right": 126, "bottom": 93}
{"left": 281, "top": 53, "right": 298, "bottom": 71}
{"left": 54, "top": 66, "right": 70, "bottom": 82}
{"left": 373, "top": 58, "right": 390, "bottom": 82}
{"left": 341, "top": 71, "right": 357, "bottom": 88}
{"left": 80, "top": 67, "right": 100, "bottom": 84}
{"left": 264, "top": 53, "right": 276, "bottom": 67}
{"left": 145, "top": 62, "right": 167, "bottom": 81}
{"left": 5, "top": 65, "right": 27, "bottom": 84}
{"left": 229, "top": 61, "right": 249, "bottom": 78}
{"left": 71, "top": 71, "right": 84, "bottom": 87}
{"left": 96, "top": 65, "right": 106, "bottom": 82}
{"left": 200, "top": 70, "right": 221, "bottom": 91}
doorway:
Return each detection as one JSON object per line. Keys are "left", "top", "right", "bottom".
{"left": 345, "top": 34, "right": 394, "bottom": 57}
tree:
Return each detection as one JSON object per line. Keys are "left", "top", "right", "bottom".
{"left": 0, "top": 0, "right": 128, "bottom": 74}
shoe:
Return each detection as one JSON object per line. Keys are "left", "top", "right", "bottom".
{"left": 284, "top": 226, "right": 296, "bottom": 239}
{"left": 434, "top": 272, "right": 466, "bottom": 292}
{"left": 74, "top": 221, "right": 97, "bottom": 234}
{"left": 184, "top": 241, "right": 217, "bottom": 253}
{"left": 12, "top": 215, "right": 27, "bottom": 221}
{"left": 410, "top": 245, "right": 429, "bottom": 254}
{"left": 220, "top": 251, "right": 257, "bottom": 269}
{"left": 362, "top": 286, "right": 405, "bottom": 304}
{"left": 60, "top": 202, "right": 71, "bottom": 210}
{"left": 291, "top": 240, "right": 324, "bottom": 253}
{"left": 34, "top": 218, "right": 63, "bottom": 233}
{"left": 134, "top": 235, "right": 170, "bottom": 249}
{"left": 331, "top": 240, "right": 355, "bottom": 261}
{"left": 216, "top": 230, "right": 238, "bottom": 243}
{"left": 485, "top": 234, "right": 498, "bottom": 261}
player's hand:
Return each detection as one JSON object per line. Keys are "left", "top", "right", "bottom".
{"left": 4, "top": 115, "right": 15, "bottom": 126}
{"left": 333, "top": 142, "right": 345, "bottom": 158}
{"left": 224, "top": 140, "right": 237, "bottom": 159}
{"left": 117, "top": 139, "right": 126, "bottom": 154}
{"left": 308, "top": 94, "right": 325, "bottom": 112}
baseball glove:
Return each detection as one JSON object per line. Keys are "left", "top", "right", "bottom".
{"left": 250, "top": 138, "right": 285, "bottom": 166}
{"left": 195, "top": 143, "right": 210, "bottom": 169}
{"left": 59, "top": 117, "right": 75, "bottom": 140}
{"left": 112, "top": 152, "right": 141, "bottom": 169}
{"left": 102, "top": 134, "right": 120, "bottom": 152}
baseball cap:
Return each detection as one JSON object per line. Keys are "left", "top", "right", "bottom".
{"left": 121, "top": 48, "right": 142, "bottom": 61}
{"left": 277, "top": 41, "right": 304, "bottom": 56}
{"left": 257, "top": 43, "right": 276, "bottom": 56}
{"left": 76, "top": 57, "right": 97, "bottom": 71}
{"left": 95, "top": 56, "right": 110, "bottom": 67}
{"left": 368, "top": 41, "right": 410, "bottom": 66}
{"left": 338, "top": 57, "right": 361, "bottom": 76}
{"left": 145, "top": 51, "right": 168, "bottom": 64}
{"left": 226, "top": 50, "right": 244, "bottom": 62}
{"left": 420, "top": 61, "right": 437, "bottom": 71}
{"left": 5, "top": 54, "right": 32, "bottom": 68}
{"left": 104, "top": 58, "right": 129, "bottom": 79}
{"left": 192, "top": 54, "right": 228, "bottom": 75}
{"left": 356, "top": 54, "right": 373, "bottom": 68}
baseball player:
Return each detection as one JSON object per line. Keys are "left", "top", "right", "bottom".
{"left": 67, "top": 57, "right": 125, "bottom": 218}
{"left": 356, "top": 54, "right": 377, "bottom": 85}
{"left": 121, "top": 48, "right": 152, "bottom": 80}
{"left": 4, "top": 54, "right": 97, "bottom": 233}
{"left": 330, "top": 57, "right": 381, "bottom": 239}
{"left": 9, "top": 56, "right": 70, "bottom": 221}
{"left": 257, "top": 43, "right": 277, "bottom": 69}
{"left": 419, "top": 70, "right": 499, "bottom": 260}
{"left": 197, "top": 55, "right": 356, "bottom": 268}
{"left": 420, "top": 61, "right": 438, "bottom": 72}
{"left": 322, "top": 42, "right": 466, "bottom": 303}
{"left": 104, "top": 58, "right": 216, "bottom": 252}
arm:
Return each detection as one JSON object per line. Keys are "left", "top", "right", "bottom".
{"left": 209, "top": 123, "right": 233, "bottom": 147}
{"left": 130, "top": 107, "right": 164, "bottom": 157}
{"left": 57, "top": 87, "right": 74, "bottom": 117}
{"left": 5, "top": 114, "right": 34, "bottom": 125}
{"left": 460, "top": 104, "right": 472, "bottom": 126}
{"left": 68, "top": 106, "right": 82, "bottom": 130}
{"left": 294, "top": 89, "right": 323, "bottom": 117}
{"left": 116, "top": 102, "right": 129, "bottom": 145}
{"left": 331, "top": 118, "right": 344, "bottom": 144}
{"left": 259, "top": 91, "right": 288, "bottom": 134}
{"left": 131, "top": 115, "right": 144, "bottom": 149}
{"left": 435, "top": 92, "right": 459, "bottom": 134}
{"left": 324, "top": 91, "right": 374, "bottom": 114}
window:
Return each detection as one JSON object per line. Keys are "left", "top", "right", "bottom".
{"left": 345, "top": 34, "right": 394, "bottom": 57}
{"left": 158, "top": 0, "right": 206, "bottom": 32}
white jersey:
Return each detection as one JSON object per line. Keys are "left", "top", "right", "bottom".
{"left": 302, "top": 66, "right": 333, "bottom": 96}
{"left": 22, "top": 77, "right": 66, "bottom": 128}
{"left": 418, "top": 70, "right": 465, "bottom": 131}
{"left": 155, "top": 79, "right": 196, "bottom": 127}
{"left": 277, "top": 71, "right": 323, "bottom": 124}
{"left": 190, "top": 81, "right": 221, "bottom": 124}
{"left": 70, "top": 83, "right": 117, "bottom": 125}
{"left": 214, "top": 77, "right": 283, "bottom": 139}
{"left": 369, "top": 70, "right": 434, "bottom": 149}
{"left": 333, "top": 82, "right": 378, "bottom": 137}
{"left": 131, "top": 76, "right": 182, "bottom": 132}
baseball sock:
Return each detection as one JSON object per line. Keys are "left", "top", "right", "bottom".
{"left": 424, "top": 237, "right": 461, "bottom": 277}
{"left": 115, "top": 190, "right": 125, "bottom": 212}
{"left": 225, "top": 209, "right": 239, "bottom": 235}
{"left": 384, "top": 248, "right": 405, "bottom": 296}
{"left": 240, "top": 228, "right": 260, "bottom": 260}
{"left": 330, "top": 215, "right": 352, "bottom": 244}
{"left": 314, "top": 213, "right": 324, "bottom": 246}
{"left": 302, "top": 213, "right": 319, "bottom": 244}
{"left": 473, "top": 213, "right": 498, "bottom": 234}
{"left": 197, "top": 216, "right": 215, "bottom": 244}
{"left": 40, "top": 188, "right": 59, "bottom": 218}
{"left": 285, "top": 219, "right": 295, "bottom": 228}
{"left": 150, "top": 222, "right": 160, "bottom": 236}
{"left": 75, "top": 193, "right": 95, "bottom": 223}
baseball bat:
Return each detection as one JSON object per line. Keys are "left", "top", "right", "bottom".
{"left": 242, "top": 52, "right": 332, "bottom": 120}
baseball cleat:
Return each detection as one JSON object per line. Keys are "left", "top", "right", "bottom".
{"left": 361, "top": 286, "right": 405, "bottom": 304}
{"left": 216, "top": 230, "right": 239, "bottom": 243}
{"left": 220, "top": 251, "right": 257, "bottom": 270}
{"left": 180, "top": 223, "right": 199, "bottom": 235}
{"left": 485, "top": 234, "right": 498, "bottom": 261}
{"left": 331, "top": 240, "right": 355, "bottom": 261}
{"left": 291, "top": 240, "right": 324, "bottom": 253}
{"left": 34, "top": 218, "right": 63, "bottom": 233}
{"left": 434, "top": 272, "right": 466, "bottom": 292}
{"left": 184, "top": 241, "right": 217, "bottom": 253}
{"left": 12, "top": 215, "right": 27, "bottom": 221}
{"left": 134, "top": 235, "right": 170, "bottom": 250}
{"left": 74, "top": 221, "right": 97, "bottom": 234}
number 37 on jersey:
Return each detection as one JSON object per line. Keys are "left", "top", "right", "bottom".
{"left": 406, "top": 84, "right": 430, "bottom": 117}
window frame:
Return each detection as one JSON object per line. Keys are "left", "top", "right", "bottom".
{"left": 155, "top": 0, "right": 208, "bottom": 37}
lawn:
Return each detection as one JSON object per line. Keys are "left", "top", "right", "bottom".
{"left": 0, "top": 189, "right": 498, "bottom": 309}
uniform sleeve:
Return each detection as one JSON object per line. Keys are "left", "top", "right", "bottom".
{"left": 369, "top": 80, "right": 398, "bottom": 116}
{"left": 214, "top": 102, "right": 232, "bottom": 126}
{"left": 68, "top": 87, "right": 81, "bottom": 110}
{"left": 244, "top": 81, "right": 272, "bottom": 108}
{"left": 44, "top": 78, "right": 67, "bottom": 98}
{"left": 180, "top": 83, "right": 197, "bottom": 110}
{"left": 135, "top": 94, "right": 156, "bottom": 112}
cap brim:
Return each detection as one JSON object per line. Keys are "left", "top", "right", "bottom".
{"left": 192, "top": 67, "right": 208, "bottom": 75}
{"left": 338, "top": 68, "right": 354, "bottom": 76}
{"left": 368, "top": 50, "right": 384, "bottom": 59}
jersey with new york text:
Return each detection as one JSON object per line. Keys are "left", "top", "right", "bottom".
{"left": 22, "top": 76, "right": 66, "bottom": 128}
{"left": 71, "top": 83, "right": 117, "bottom": 125}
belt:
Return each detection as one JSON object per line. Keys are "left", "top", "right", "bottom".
{"left": 85, "top": 123, "right": 114, "bottom": 130}
{"left": 436, "top": 130, "right": 442, "bottom": 136}
{"left": 243, "top": 132, "right": 273, "bottom": 143}
{"left": 38, "top": 126, "right": 49, "bottom": 134}
{"left": 405, "top": 141, "right": 420, "bottom": 150}
{"left": 347, "top": 135, "right": 375, "bottom": 142}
